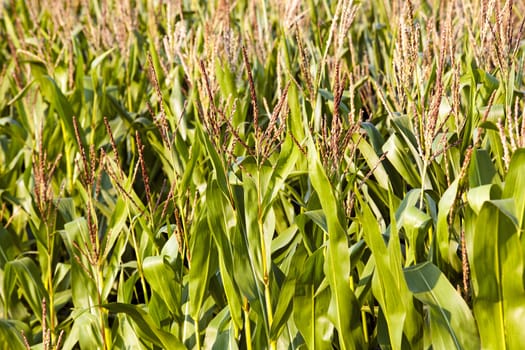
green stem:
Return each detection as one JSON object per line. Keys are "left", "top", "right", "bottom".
{"left": 256, "top": 170, "right": 274, "bottom": 347}
{"left": 244, "top": 297, "right": 252, "bottom": 350}
{"left": 96, "top": 265, "right": 110, "bottom": 350}
{"left": 130, "top": 222, "right": 150, "bottom": 304}
{"left": 195, "top": 316, "right": 201, "bottom": 350}
{"left": 46, "top": 227, "right": 56, "bottom": 345}
{"left": 362, "top": 308, "right": 369, "bottom": 344}
{"left": 419, "top": 158, "right": 428, "bottom": 210}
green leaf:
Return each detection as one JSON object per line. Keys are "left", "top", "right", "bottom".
{"left": 0, "top": 319, "right": 27, "bottom": 350}
{"left": 35, "top": 75, "right": 78, "bottom": 144}
{"left": 293, "top": 248, "right": 332, "bottom": 350}
{"left": 383, "top": 134, "right": 422, "bottom": 188}
{"left": 199, "top": 124, "right": 230, "bottom": 199}
{"left": 143, "top": 251, "right": 182, "bottom": 319}
{"left": 111, "top": 314, "right": 146, "bottom": 349}
{"left": 401, "top": 206, "right": 431, "bottom": 265}
{"left": 282, "top": 40, "right": 305, "bottom": 143}
{"left": 466, "top": 184, "right": 502, "bottom": 215}
{"left": 404, "top": 262, "right": 480, "bottom": 349}
{"left": 90, "top": 48, "right": 116, "bottom": 70}
{"left": 179, "top": 130, "right": 202, "bottom": 191}
{"left": 230, "top": 185, "right": 261, "bottom": 302}
{"left": 243, "top": 175, "right": 266, "bottom": 282}
{"left": 270, "top": 245, "right": 304, "bottom": 340}
{"left": 59, "top": 218, "right": 99, "bottom": 309}
{"left": 4, "top": 257, "right": 48, "bottom": 321}
{"left": 203, "top": 307, "right": 240, "bottom": 350}
{"left": 361, "top": 122, "right": 385, "bottom": 153}
{"left": 308, "top": 140, "right": 365, "bottom": 350}
{"left": 468, "top": 149, "right": 497, "bottom": 187}
{"left": 189, "top": 217, "right": 214, "bottom": 320}
{"left": 355, "top": 134, "right": 390, "bottom": 190}
{"left": 206, "top": 181, "right": 243, "bottom": 331}
{"left": 64, "top": 312, "right": 104, "bottom": 350}
{"left": 436, "top": 178, "right": 462, "bottom": 272}
{"left": 503, "top": 149, "right": 525, "bottom": 230}
{"left": 471, "top": 200, "right": 525, "bottom": 349}
{"left": 103, "top": 302, "right": 185, "bottom": 349}
{"left": 261, "top": 135, "right": 300, "bottom": 218}
{"left": 304, "top": 210, "right": 327, "bottom": 233}
{"left": 357, "top": 197, "right": 422, "bottom": 349}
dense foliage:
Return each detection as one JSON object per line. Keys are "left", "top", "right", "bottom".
{"left": 1, "top": 0, "right": 525, "bottom": 349}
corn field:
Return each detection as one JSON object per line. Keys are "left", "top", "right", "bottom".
{"left": 1, "top": 0, "right": 525, "bottom": 349}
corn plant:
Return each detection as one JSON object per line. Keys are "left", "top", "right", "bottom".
{"left": 1, "top": 0, "right": 525, "bottom": 349}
